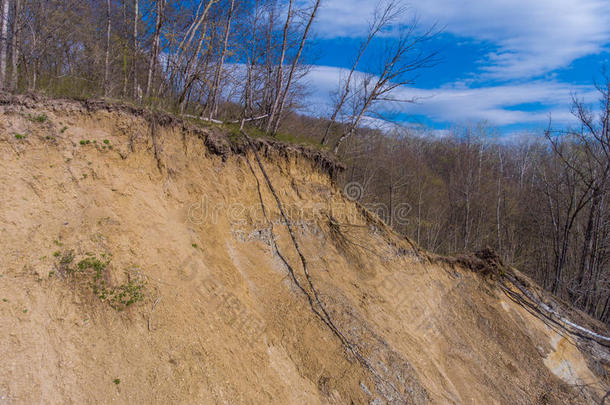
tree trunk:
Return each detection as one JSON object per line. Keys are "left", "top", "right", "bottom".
{"left": 103, "top": 0, "right": 111, "bottom": 97}
{"left": 146, "top": 0, "right": 166, "bottom": 98}
{"left": 243, "top": 0, "right": 261, "bottom": 119}
{"left": 132, "top": 0, "right": 138, "bottom": 100}
{"left": 207, "top": 0, "right": 235, "bottom": 120}
{"left": 261, "top": 1, "right": 276, "bottom": 122}
{"left": 9, "top": 0, "right": 18, "bottom": 91}
{"left": 270, "top": 0, "right": 321, "bottom": 136}
{"left": 122, "top": 1, "right": 128, "bottom": 96}
{"left": 0, "top": 0, "right": 9, "bottom": 89}
{"left": 320, "top": 0, "right": 398, "bottom": 145}
{"left": 265, "top": 0, "right": 292, "bottom": 133}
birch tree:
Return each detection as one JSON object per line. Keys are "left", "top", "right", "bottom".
{"left": 132, "top": 0, "right": 139, "bottom": 99}
{"left": 104, "top": 0, "right": 112, "bottom": 96}
{"left": 331, "top": 17, "right": 438, "bottom": 153}
{"left": 0, "top": 0, "right": 9, "bottom": 89}
{"left": 321, "top": 0, "right": 401, "bottom": 145}
{"left": 207, "top": 0, "right": 236, "bottom": 119}
{"left": 146, "top": 0, "right": 167, "bottom": 98}
{"left": 269, "top": 0, "right": 320, "bottom": 135}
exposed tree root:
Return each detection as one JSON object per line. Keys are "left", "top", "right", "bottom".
{"left": 500, "top": 272, "right": 610, "bottom": 347}
{"left": 242, "top": 129, "right": 415, "bottom": 403}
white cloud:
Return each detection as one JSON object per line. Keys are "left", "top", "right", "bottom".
{"left": 304, "top": 65, "right": 598, "bottom": 127}
{"left": 313, "top": 0, "right": 610, "bottom": 79}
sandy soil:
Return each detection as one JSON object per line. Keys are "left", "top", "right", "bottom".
{"left": 0, "top": 97, "right": 607, "bottom": 404}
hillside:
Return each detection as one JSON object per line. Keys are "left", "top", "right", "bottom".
{"left": 0, "top": 94, "right": 609, "bottom": 404}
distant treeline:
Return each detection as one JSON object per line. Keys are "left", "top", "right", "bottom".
{"left": 0, "top": 0, "right": 435, "bottom": 151}
{"left": 339, "top": 86, "right": 610, "bottom": 324}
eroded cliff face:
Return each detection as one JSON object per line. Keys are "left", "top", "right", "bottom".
{"left": 0, "top": 96, "right": 608, "bottom": 404}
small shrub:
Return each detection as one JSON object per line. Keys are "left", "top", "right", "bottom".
{"left": 14, "top": 134, "right": 25, "bottom": 140}
{"left": 74, "top": 255, "right": 144, "bottom": 310}
{"left": 113, "top": 378, "right": 121, "bottom": 385}
{"left": 103, "top": 139, "right": 110, "bottom": 144}
{"left": 77, "top": 257, "right": 107, "bottom": 274}
{"left": 60, "top": 126, "right": 68, "bottom": 133}
{"left": 111, "top": 279, "right": 145, "bottom": 308}
{"left": 80, "top": 140, "right": 87, "bottom": 145}
{"left": 28, "top": 113, "right": 48, "bottom": 123}
{"left": 59, "top": 251, "right": 74, "bottom": 266}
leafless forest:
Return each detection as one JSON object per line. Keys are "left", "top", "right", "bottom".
{"left": 0, "top": 0, "right": 608, "bottom": 325}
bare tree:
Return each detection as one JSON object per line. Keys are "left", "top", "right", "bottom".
{"left": 321, "top": 0, "right": 401, "bottom": 145}
{"left": 146, "top": 0, "right": 167, "bottom": 98}
{"left": 270, "top": 0, "right": 321, "bottom": 135}
{"left": 264, "top": 0, "right": 293, "bottom": 133}
{"left": 9, "top": 0, "right": 18, "bottom": 90}
{"left": 132, "top": 0, "right": 139, "bottom": 99}
{"left": 331, "top": 17, "right": 438, "bottom": 153}
{"left": 207, "top": 0, "right": 236, "bottom": 119}
{"left": 0, "top": 0, "right": 9, "bottom": 89}
{"left": 103, "top": 0, "right": 112, "bottom": 97}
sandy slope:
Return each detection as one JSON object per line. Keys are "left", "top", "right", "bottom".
{"left": 0, "top": 96, "right": 608, "bottom": 404}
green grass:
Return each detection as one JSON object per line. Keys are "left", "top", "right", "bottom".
{"left": 28, "top": 113, "right": 48, "bottom": 123}
{"left": 222, "top": 122, "right": 324, "bottom": 149}
{"left": 53, "top": 254, "right": 147, "bottom": 310}
{"left": 14, "top": 133, "right": 25, "bottom": 140}
{"left": 59, "top": 251, "right": 74, "bottom": 266}
{"left": 113, "top": 378, "right": 121, "bottom": 385}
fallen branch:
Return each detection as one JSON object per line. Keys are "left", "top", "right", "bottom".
{"left": 182, "top": 114, "right": 269, "bottom": 126}
{"left": 148, "top": 296, "right": 162, "bottom": 331}
{"left": 183, "top": 114, "right": 223, "bottom": 124}
{"left": 502, "top": 273, "right": 610, "bottom": 345}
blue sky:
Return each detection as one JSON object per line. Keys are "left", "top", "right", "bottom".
{"left": 301, "top": 0, "right": 610, "bottom": 134}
